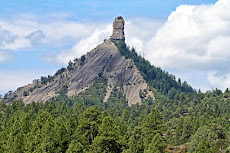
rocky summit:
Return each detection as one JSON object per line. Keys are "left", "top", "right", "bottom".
{"left": 6, "top": 16, "right": 154, "bottom": 106}
{"left": 111, "top": 16, "right": 125, "bottom": 42}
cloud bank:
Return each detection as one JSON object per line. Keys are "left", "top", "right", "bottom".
{"left": 143, "top": 0, "right": 230, "bottom": 91}
{"left": 146, "top": 0, "right": 230, "bottom": 70}
{"left": 1, "top": 0, "right": 230, "bottom": 93}
{"left": 57, "top": 24, "right": 112, "bottom": 64}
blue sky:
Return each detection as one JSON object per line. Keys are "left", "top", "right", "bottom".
{"left": 2, "top": 0, "right": 229, "bottom": 96}
{"left": 1, "top": 0, "right": 217, "bottom": 19}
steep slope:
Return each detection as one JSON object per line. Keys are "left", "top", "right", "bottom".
{"left": 115, "top": 41, "right": 195, "bottom": 97}
{"left": 7, "top": 38, "right": 154, "bottom": 105}
{"left": 5, "top": 16, "right": 194, "bottom": 105}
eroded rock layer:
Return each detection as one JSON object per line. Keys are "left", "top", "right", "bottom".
{"left": 111, "top": 16, "right": 125, "bottom": 42}
{"left": 7, "top": 16, "right": 154, "bottom": 106}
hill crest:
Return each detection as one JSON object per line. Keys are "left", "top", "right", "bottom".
{"left": 7, "top": 38, "right": 154, "bottom": 105}
{"left": 5, "top": 16, "right": 195, "bottom": 105}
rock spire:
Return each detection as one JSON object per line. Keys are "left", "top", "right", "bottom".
{"left": 111, "top": 16, "right": 125, "bottom": 42}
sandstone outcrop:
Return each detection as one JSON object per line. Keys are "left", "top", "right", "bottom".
{"left": 7, "top": 16, "right": 154, "bottom": 106}
{"left": 111, "top": 16, "right": 125, "bottom": 42}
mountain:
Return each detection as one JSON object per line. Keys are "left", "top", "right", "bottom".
{"left": 6, "top": 16, "right": 154, "bottom": 105}
{"left": 2, "top": 16, "right": 230, "bottom": 153}
{"left": 5, "top": 16, "right": 194, "bottom": 105}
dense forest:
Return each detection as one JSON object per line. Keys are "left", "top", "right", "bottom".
{"left": 0, "top": 42, "right": 230, "bottom": 152}
{"left": 0, "top": 88, "right": 230, "bottom": 152}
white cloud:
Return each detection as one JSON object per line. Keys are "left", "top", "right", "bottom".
{"left": 55, "top": 18, "right": 163, "bottom": 64}
{"left": 145, "top": 0, "right": 230, "bottom": 71}
{"left": 0, "top": 51, "right": 10, "bottom": 62}
{"left": 56, "top": 24, "right": 112, "bottom": 64}
{"left": 0, "top": 27, "right": 16, "bottom": 46}
{"left": 0, "top": 69, "right": 56, "bottom": 95}
{"left": 26, "top": 30, "right": 45, "bottom": 45}
{"left": 0, "top": 13, "right": 98, "bottom": 63}
{"left": 0, "top": 26, "right": 32, "bottom": 51}
{"left": 125, "top": 18, "right": 163, "bottom": 56}
{"left": 0, "top": 14, "right": 95, "bottom": 49}
{"left": 3, "top": 37, "right": 31, "bottom": 50}
{"left": 1, "top": 1, "right": 230, "bottom": 91}
{"left": 208, "top": 72, "right": 230, "bottom": 91}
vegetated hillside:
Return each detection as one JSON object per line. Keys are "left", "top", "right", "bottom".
{"left": 0, "top": 43, "right": 229, "bottom": 151}
{"left": 4, "top": 15, "right": 194, "bottom": 105}
{"left": 0, "top": 87, "right": 230, "bottom": 152}
{"left": 6, "top": 39, "right": 154, "bottom": 106}
{"left": 4, "top": 40, "right": 194, "bottom": 105}
{"left": 114, "top": 41, "right": 195, "bottom": 98}
{"left": 6, "top": 15, "right": 156, "bottom": 106}
{"left": 1, "top": 15, "right": 228, "bottom": 152}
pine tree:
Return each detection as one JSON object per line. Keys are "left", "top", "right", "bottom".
{"left": 66, "top": 140, "right": 83, "bottom": 153}
{"left": 144, "top": 133, "right": 167, "bottom": 153}
{"left": 125, "top": 126, "right": 144, "bottom": 153}
{"left": 195, "top": 138, "right": 211, "bottom": 153}
{"left": 75, "top": 107, "right": 102, "bottom": 148}
{"left": 142, "top": 108, "right": 163, "bottom": 145}
{"left": 90, "top": 116, "right": 121, "bottom": 153}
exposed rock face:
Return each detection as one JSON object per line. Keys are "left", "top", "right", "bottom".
{"left": 111, "top": 16, "right": 125, "bottom": 42}
{"left": 7, "top": 16, "right": 154, "bottom": 106}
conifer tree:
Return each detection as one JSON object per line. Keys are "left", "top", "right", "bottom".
{"left": 142, "top": 108, "right": 163, "bottom": 145}
{"left": 91, "top": 116, "right": 121, "bottom": 153}
{"left": 125, "top": 126, "right": 144, "bottom": 153}
{"left": 195, "top": 138, "right": 211, "bottom": 153}
{"left": 144, "top": 133, "right": 167, "bottom": 153}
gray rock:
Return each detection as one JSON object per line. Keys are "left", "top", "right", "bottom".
{"left": 111, "top": 16, "right": 125, "bottom": 42}
{"left": 7, "top": 17, "right": 155, "bottom": 106}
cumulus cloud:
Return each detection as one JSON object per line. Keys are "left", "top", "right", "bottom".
{"left": 0, "top": 27, "right": 16, "bottom": 47}
{"left": 0, "top": 14, "right": 97, "bottom": 63}
{"left": 0, "top": 26, "right": 31, "bottom": 51}
{"left": 0, "top": 51, "right": 11, "bottom": 62}
{"left": 3, "top": 37, "right": 31, "bottom": 50}
{"left": 0, "top": 69, "right": 56, "bottom": 95}
{"left": 125, "top": 18, "right": 163, "bottom": 55}
{"left": 208, "top": 72, "right": 230, "bottom": 91}
{"left": 145, "top": 0, "right": 230, "bottom": 71}
{"left": 56, "top": 24, "right": 112, "bottom": 64}
{"left": 55, "top": 18, "right": 163, "bottom": 64}
{"left": 2, "top": 0, "right": 230, "bottom": 91}
{"left": 26, "top": 30, "right": 45, "bottom": 45}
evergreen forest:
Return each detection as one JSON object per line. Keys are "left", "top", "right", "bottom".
{"left": 0, "top": 42, "right": 230, "bottom": 152}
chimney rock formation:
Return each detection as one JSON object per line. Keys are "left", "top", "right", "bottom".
{"left": 6, "top": 16, "right": 155, "bottom": 106}
{"left": 111, "top": 16, "right": 125, "bottom": 42}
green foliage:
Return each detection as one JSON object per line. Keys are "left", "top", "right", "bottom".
{"left": 67, "top": 60, "right": 74, "bottom": 71}
{"left": 80, "top": 55, "right": 86, "bottom": 66}
{"left": 66, "top": 140, "right": 83, "bottom": 153}
{"left": 194, "top": 138, "right": 211, "bottom": 153}
{"left": 55, "top": 67, "right": 66, "bottom": 76}
{"left": 126, "top": 126, "right": 145, "bottom": 153}
{"left": 144, "top": 133, "right": 167, "bottom": 153}
{"left": 91, "top": 116, "right": 121, "bottom": 153}
{"left": 58, "top": 84, "right": 68, "bottom": 96}
{"left": 40, "top": 75, "right": 54, "bottom": 84}
{"left": 113, "top": 41, "right": 195, "bottom": 96}
{"left": 142, "top": 108, "right": 163, "bottom": 145}
{"left": 1, "top": 77, "right": 230, "bottom": 153}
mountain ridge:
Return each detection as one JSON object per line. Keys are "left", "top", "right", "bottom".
{"left": 4, "top": 16, "right": 194, "bottom": 105}
{"left": 7, "top": 39, "right": 154, "bottom": 105}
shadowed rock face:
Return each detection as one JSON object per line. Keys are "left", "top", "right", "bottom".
{"left": 7, "top": 16, "right": 154, "bottom": 106}
{"left": 111, "top": 16, "right": 125, "bottom": 42}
